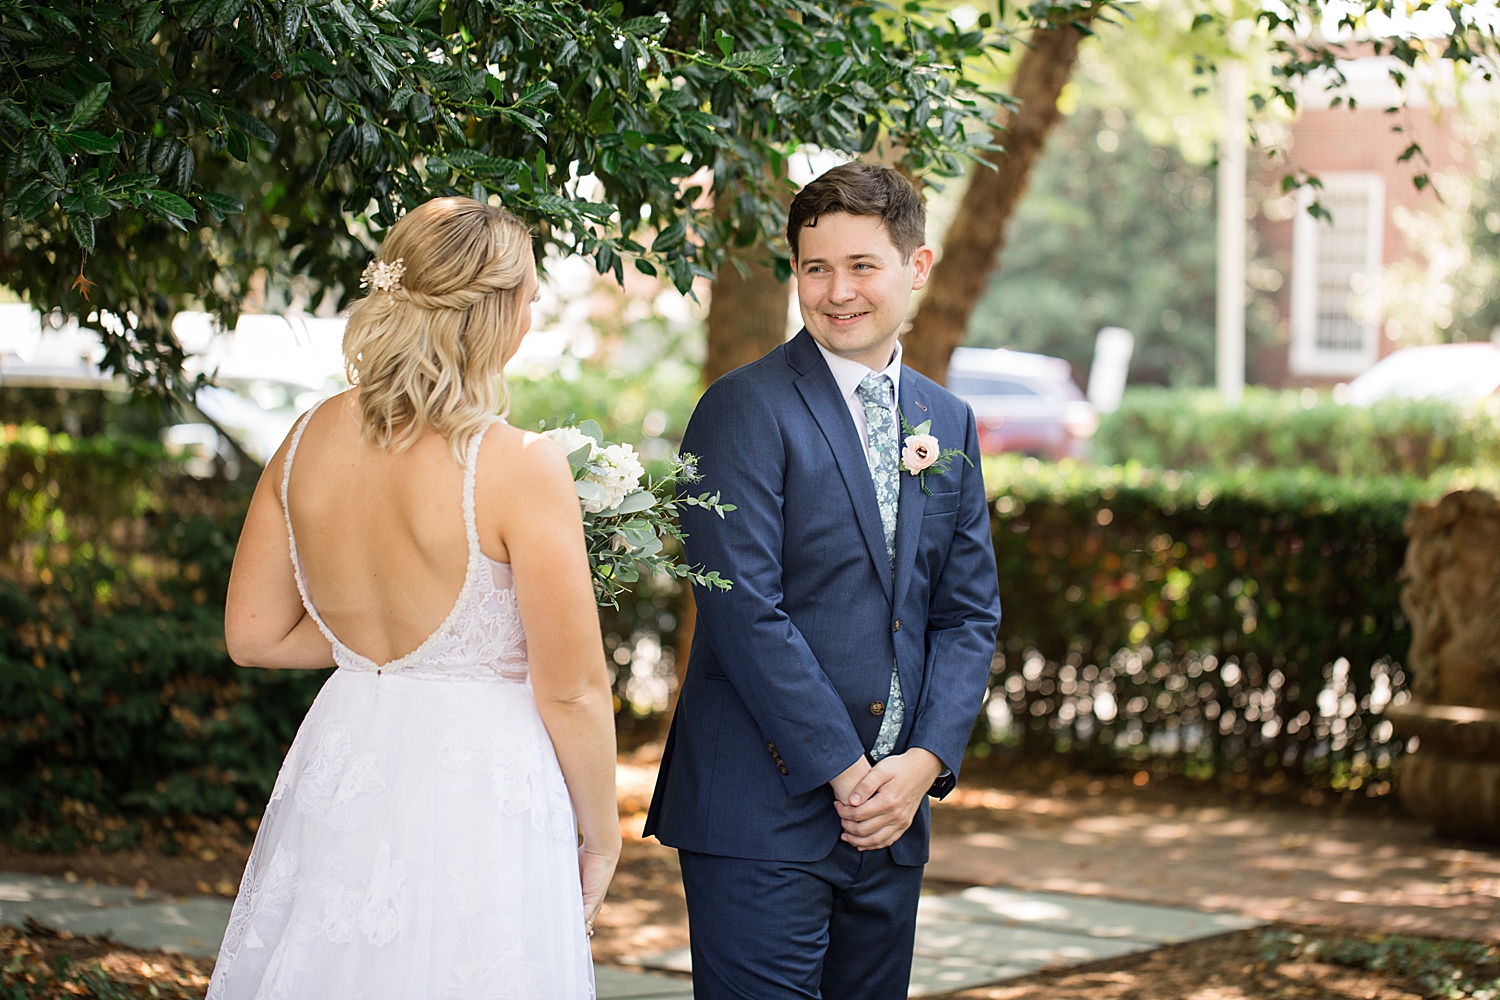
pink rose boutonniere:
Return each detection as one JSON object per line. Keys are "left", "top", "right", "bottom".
{"left": 898, "top": 415, "right": 973, "bottom": 495}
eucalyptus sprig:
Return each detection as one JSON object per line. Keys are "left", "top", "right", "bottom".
{"left": 546, "top": 419, "right": 734, "bottom": 609}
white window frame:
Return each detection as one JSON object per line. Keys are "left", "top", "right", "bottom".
{"left": 1289, "top": 172, "right": 1385, "bottom": 378}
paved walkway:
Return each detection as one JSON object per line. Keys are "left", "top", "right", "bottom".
{"left": 0, "top": 872, "right": 695, "bottom": 1000}
{"left": 5, "top": 764, "right": 1495, "bottom": 998}
{"left": 626, "top": 887, "right": 1260, "bottom": 996}
{"left": 925, "top": 785, "right": 1500, "bottom": 943}
{"left": 0, "top": 869, "right": 1262, "bottom": 998}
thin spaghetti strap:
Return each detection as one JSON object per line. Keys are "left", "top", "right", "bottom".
{"left": 278, "top": 399, "right": 348, "bottom": 659}
{"left": 280, "top": 399, "right": 327, "bottom": 514}
{"left": 461, "top": 416, "right": 504, "bottom": 560}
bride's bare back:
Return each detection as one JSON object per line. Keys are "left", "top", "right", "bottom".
{"left": 221, "top": 198, "right": 618, "bottom": 956}
{"left": 285, "top": 392, "right": 508, "bottom": 666}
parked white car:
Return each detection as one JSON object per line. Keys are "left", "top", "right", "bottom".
{"left": 1345, "top": 342, "right": 1500, "bottom": 406}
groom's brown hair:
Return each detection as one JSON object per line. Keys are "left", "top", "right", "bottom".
{"left": 786, "top": 163, "right": 926, "bottom": 262}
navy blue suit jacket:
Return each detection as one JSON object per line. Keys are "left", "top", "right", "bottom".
{"left": 644, "top": 330, "right": 1001, "bottom": 867}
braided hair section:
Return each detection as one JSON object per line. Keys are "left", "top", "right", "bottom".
{"left": 342, "top": 197, "right": 532, "bottom": 464}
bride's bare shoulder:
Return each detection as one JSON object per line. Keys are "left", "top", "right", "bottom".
{"left": 476, "top": 422, "right": 575, "bottom": 497}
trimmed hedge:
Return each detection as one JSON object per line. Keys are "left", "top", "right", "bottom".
{"left": 1093, "top": 388, "right": 1500, "bottom": 477}
{"left": 981, "top": 458, "right": 1431, "bottom": 790}
{"left": 0, "top": 422, "right": 328, "bottom": 849}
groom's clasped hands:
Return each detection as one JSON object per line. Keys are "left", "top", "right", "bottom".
{"left": 830, "top": 748, "right": 946, "bottom": 851}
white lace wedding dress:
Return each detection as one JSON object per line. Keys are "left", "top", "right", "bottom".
{"left": 209, "top": 409, "right": 594, "bottom": 1000}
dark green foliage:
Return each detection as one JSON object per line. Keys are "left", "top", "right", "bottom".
{"left": 964, "top": 107, "right": 1277, "bottom": 386}
{"left": 1093, "top": 388, "right": 1500, "bottom": 477}
{"left": 982, "top": 459, "right": 1423, "bottom": 789}
{"left": 0, "top": 421, "right": 328, "bottom": 849}
{"left": 0, "top": 0, "right": 1000, "bottom": 397}
{"left": 1261, "top": 929, "right": 1500, "bottom": 999}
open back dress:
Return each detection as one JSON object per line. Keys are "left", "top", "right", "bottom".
{"left": 208, "top": 405, "right": 594, "bottom": 1000}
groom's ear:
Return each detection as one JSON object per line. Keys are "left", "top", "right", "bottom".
{"left": 909, "top": 245, "right": 935, "bottom": 291}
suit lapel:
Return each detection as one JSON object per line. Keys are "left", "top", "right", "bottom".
{"left": 891, "top": 376, "right": 928, "bottom": 613}
{"left": 788, "top": 333, "right": 894, "bottom": 602}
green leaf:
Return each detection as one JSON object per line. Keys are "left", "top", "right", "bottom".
{"left": 515, "top": 81, "right": 559, "bottom": 107}
{"left": 6, "top": 179, "right": 58, "bottom": 221}
{"left": 565, "top": 443, "right": 593, "bottom": 469}
{"left": 0, "top": 101, "right": 30, "bottom": 129}
{"left": 715, "top": 28, "right": 733, "bottom": 58}
{"left": 65, "top": 131, "right": 119, "bottom": 155}
{"left": 69, "top": 213, "right": 95, "bottom": 252}
{"left": 199, "top": 191, "right": 244, "bottom": 220}
{"left": 226, "top": 129, "right": 249, "bottom": 161}
{"left": 223, "top": 108, "right": 276, "bottom": 143}
{"left": 134, "top": 5, "right": 166, "bottom": 43}
{"left": 69, "top": 83, "right": 111, "bottom": 130}
{"left": 609, "top": 491, "right": 656, "bottom": 515}
{"left": 141, "top": 188, "right": 197, "bottom": 227}
{"left": 578, "top": 419, "right": 604, "bottom": 444}
{"left": 576, "top": 480, "right": 609, "bottom": 505}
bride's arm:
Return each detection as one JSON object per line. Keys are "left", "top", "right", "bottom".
{"left": 224, "top": 440, "right": 336, "bottom": 670}
{"left": 500, "top": 431, "right": 621, "bottom": 923}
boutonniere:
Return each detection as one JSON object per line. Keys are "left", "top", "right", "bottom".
{"left": 898, "top": 414, "right": 972, "bottom": 496}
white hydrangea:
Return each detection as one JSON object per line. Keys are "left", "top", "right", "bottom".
{"left": 543, "top": 425, "right": 598, "bottom": 461}
{"left": 585, "top": 442, "right": 645, "bottom": 513}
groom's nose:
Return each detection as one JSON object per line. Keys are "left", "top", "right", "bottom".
{"left": 828, "top": 269, "right": 858, "bottom": 303}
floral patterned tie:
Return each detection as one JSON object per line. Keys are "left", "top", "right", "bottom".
{"left": 856, "top": 373, "right": 905, "bottom": 760}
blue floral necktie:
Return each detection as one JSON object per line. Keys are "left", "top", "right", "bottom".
{"left": 856, "top": 372, "right": 905, "bottom": 760}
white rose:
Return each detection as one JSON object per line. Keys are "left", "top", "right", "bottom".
{"left": 544, "top": 425, "right": 598, "bottom": 461}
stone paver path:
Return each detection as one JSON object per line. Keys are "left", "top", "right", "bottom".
{"left": 0, "top": 872, "right": 230, "bottom": 958}
{"left": 626, "top": 887, "right": 1261, "bottom": 996}
{"left": 926, "top": 787, "right": 1500, "bottom": 943}
{"left": 0, "top": 872, "right": 698, "bottom": 1000}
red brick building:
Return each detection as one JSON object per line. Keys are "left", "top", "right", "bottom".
{"left": 1251, "top": 57, "right": 1466, "bottom": 386}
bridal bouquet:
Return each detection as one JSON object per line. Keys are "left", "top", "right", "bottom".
{"left": 542, "top": 420, "right": 734, "bottom": 608}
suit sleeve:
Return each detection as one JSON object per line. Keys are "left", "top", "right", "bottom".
{"left": 908, "top": 406, "right": 1002, "bottom": 776}
{"left": 678, "top": 374, "right": 867, "bottom": 798}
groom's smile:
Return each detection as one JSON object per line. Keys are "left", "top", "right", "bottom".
{"left": 794, "top": 211, "right": 934, "bottom": 371}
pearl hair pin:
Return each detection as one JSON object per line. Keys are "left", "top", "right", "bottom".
{"left": 360, "top": 257, "right": 406, "bottom": 293}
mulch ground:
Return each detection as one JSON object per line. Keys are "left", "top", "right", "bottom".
{"left": 943, "top": 926, "right": 1436, "bottom": 1000}
{"left": 3, "top": 749, "right": 1495, "bottom": 999}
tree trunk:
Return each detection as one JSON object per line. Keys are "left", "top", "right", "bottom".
{"left": 702, "top": 249, "right": 791, "bottom": 385}
{"left": 902, "top": 18, "right": 1094, "bottom": 384}
{"left": 670, "top": 246, "right": 790, "bottom": 713}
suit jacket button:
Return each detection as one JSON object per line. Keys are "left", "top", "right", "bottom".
{"left": 893, "top": 620, "right": 901, "bottom": 632}
{"left": 870, "top": 701, "right": 885, "bottom": 716}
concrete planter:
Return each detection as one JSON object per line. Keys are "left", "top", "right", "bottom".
{"left": 1387, "top": 701, "right": 1500, "bottom": 841}
{"left": 1395, "top": 490, "right": 1500, "bottom": 844}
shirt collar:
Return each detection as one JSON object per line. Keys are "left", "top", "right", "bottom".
{"left": 813, "top": 336, "right": 903, "bottom": 406}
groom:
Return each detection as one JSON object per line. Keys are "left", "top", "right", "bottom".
{"left": 645, "top": 163, "right": 1002, "bottom": 997}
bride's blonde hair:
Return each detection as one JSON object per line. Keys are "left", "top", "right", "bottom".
{"left": 342, "top": 197, "right": 532, "bottom": 463}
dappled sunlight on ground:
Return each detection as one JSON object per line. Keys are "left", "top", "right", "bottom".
{"left": 925, "top": 768, "right": 1499, "bottom": 944}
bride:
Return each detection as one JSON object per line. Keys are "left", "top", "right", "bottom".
{"left": 209, "top": 197, "right": 620, "bottom": 999}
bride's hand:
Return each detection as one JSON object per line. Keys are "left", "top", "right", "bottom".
{"left": 579, "top": 844, "right": 620, "bottom": 934}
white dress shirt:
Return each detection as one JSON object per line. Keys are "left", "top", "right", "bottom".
{"left": 813, "top": 338, "right": 903, "bottom": 471}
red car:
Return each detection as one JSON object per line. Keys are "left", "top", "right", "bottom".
{"left": 945, "top": 347, "right": 1098, "bottom": 460}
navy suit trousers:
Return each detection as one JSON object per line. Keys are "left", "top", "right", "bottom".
{"left": 678, "top": 842, "right": 924, "bottom": 1000}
